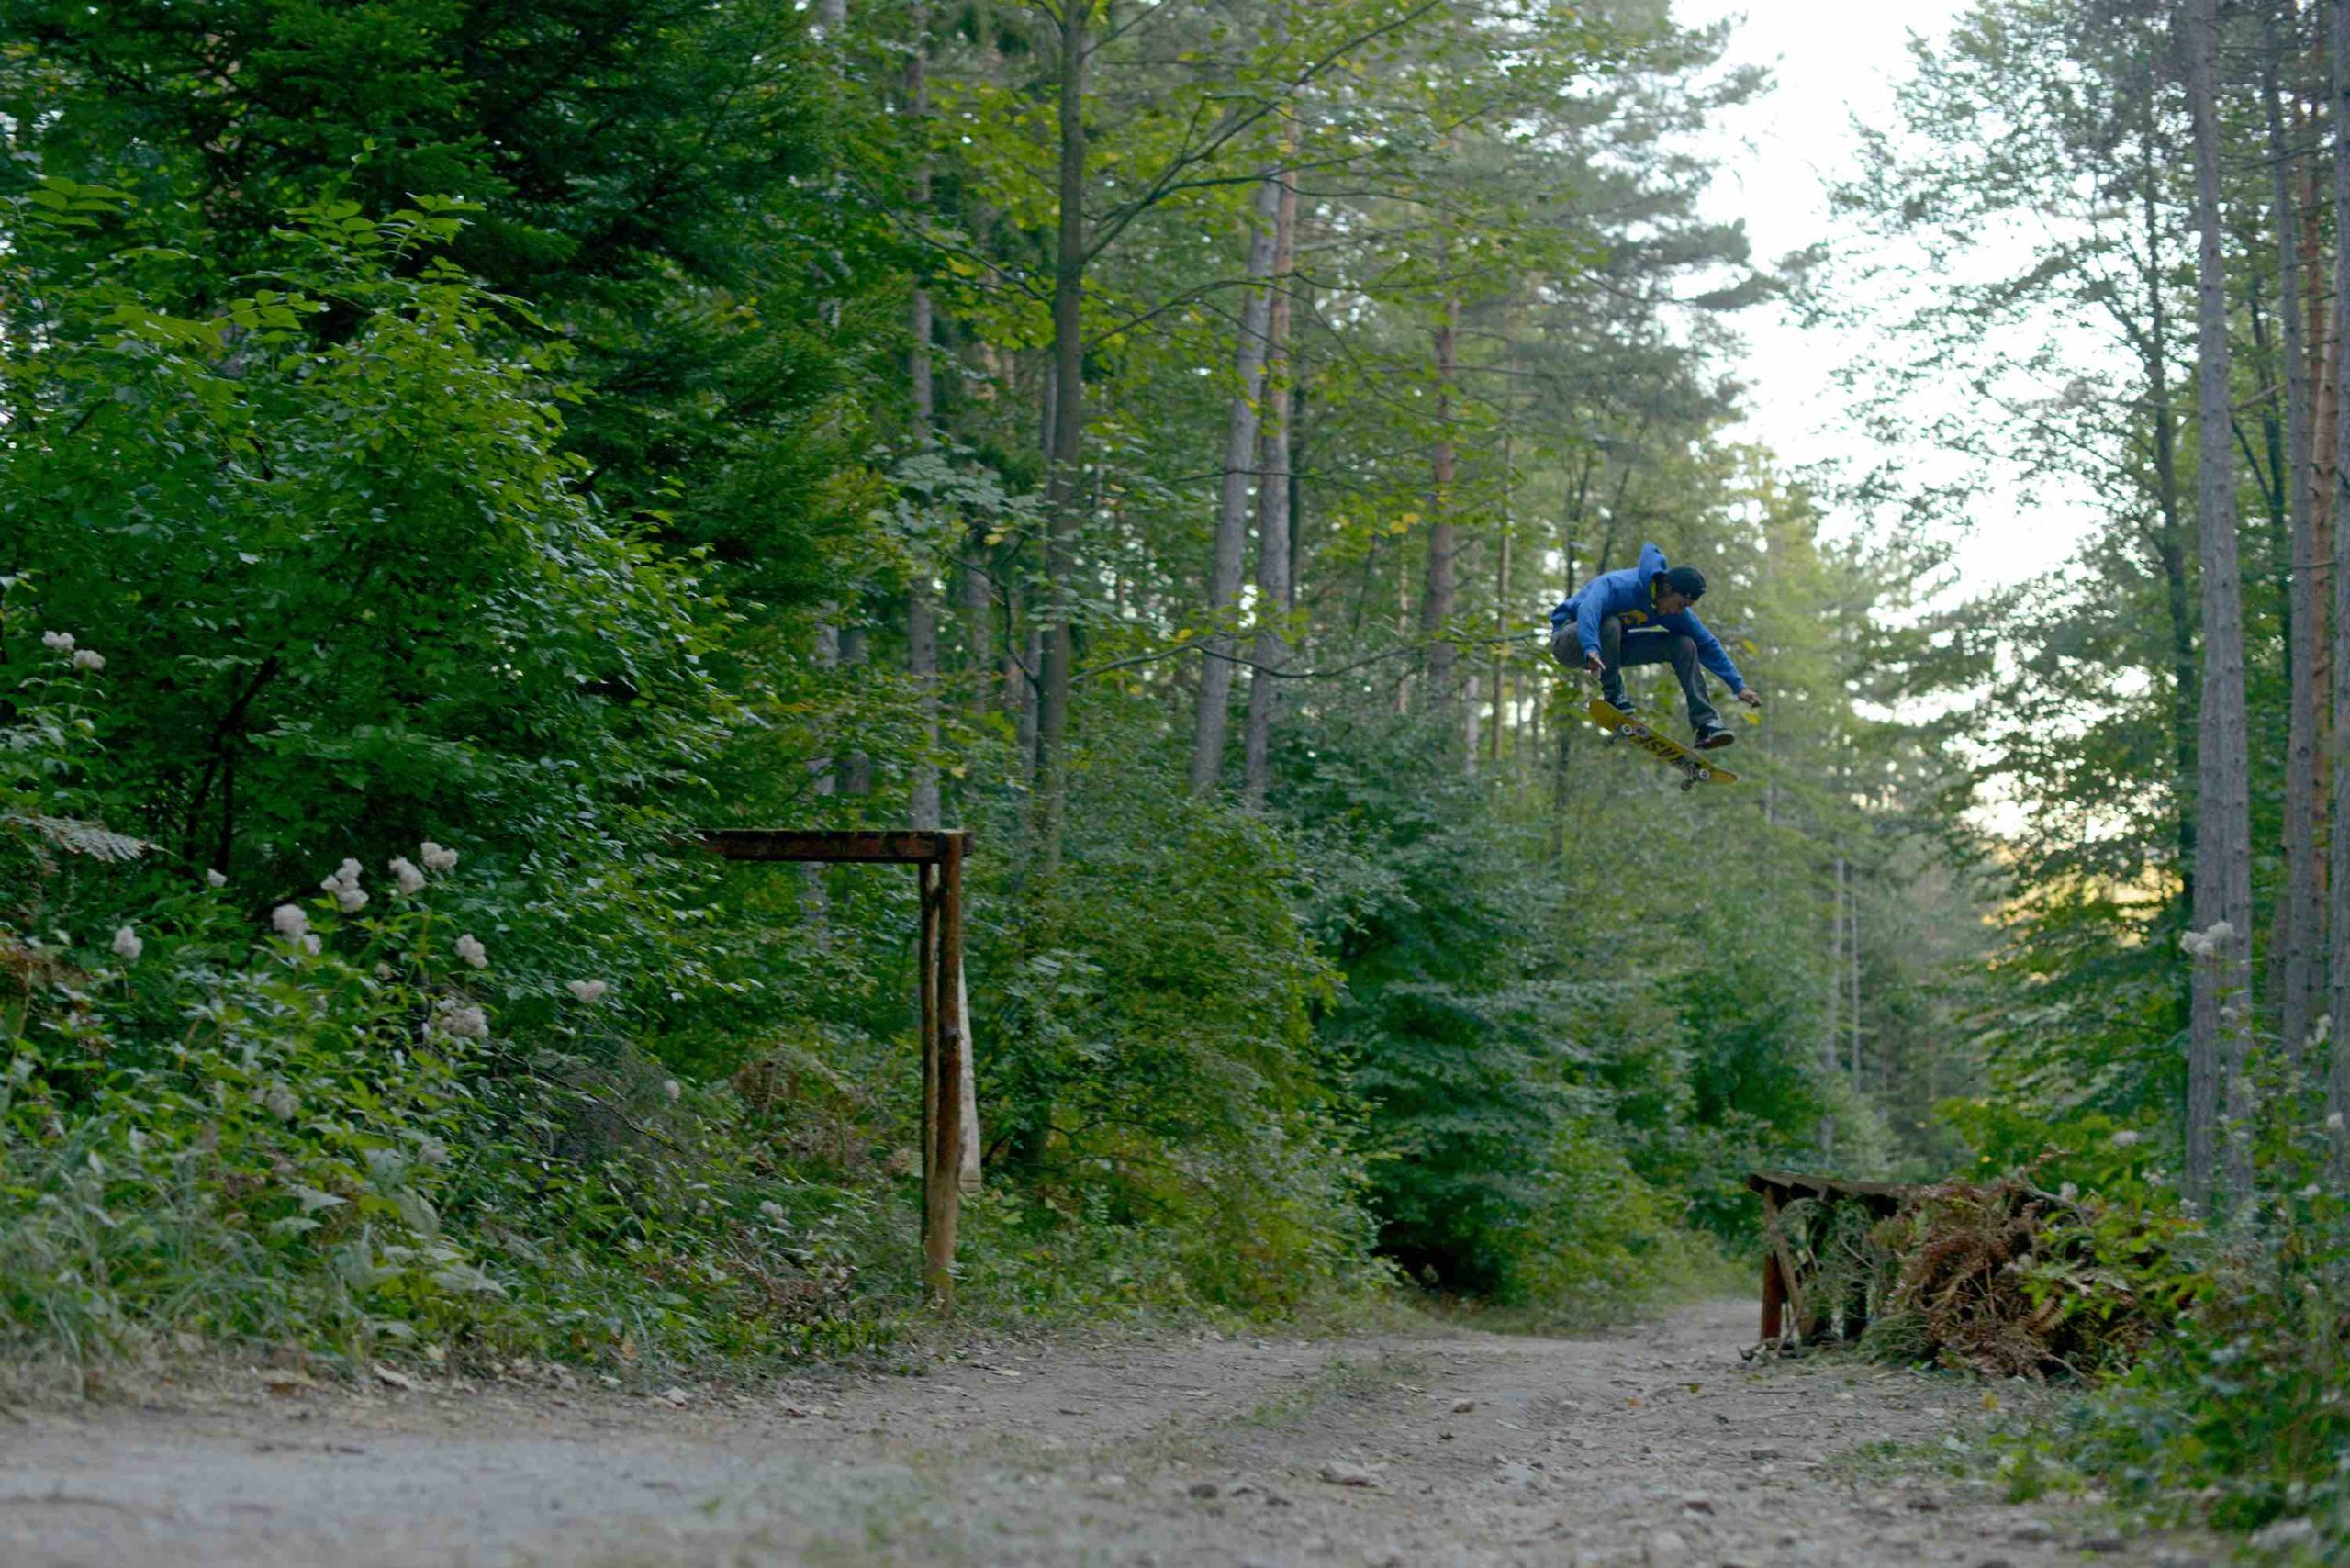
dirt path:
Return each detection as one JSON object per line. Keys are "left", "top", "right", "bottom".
{"left": 2, "top": 1300, "right": 2214, "bottom": 1568}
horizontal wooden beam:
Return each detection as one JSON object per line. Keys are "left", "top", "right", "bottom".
{"left": 1746, "top": 1170, "right": 1918, "bottom": 1204}
{"left": 699, "top": 829, "right": 972, "bottom": 865}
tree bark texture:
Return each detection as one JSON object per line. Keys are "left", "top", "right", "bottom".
{"left": 1849, "top": 875, "right": 1863, "bottom": 1086}
{"left": 908, "top": 1, "right": 942, "bottom": 832}
{"left": 1419, "top": 293, "right": 1460, "bottom": 708}
{"left": 1189, "top": 174, "right": 1284, "bottom": 792}
{"left": 1035, "top": 0, "right": 1090, "bottom": 862}
{"left": 2264, "top": 1, "right": 2323, "bottom": 1061}
{"left": 1244, "top": 163, "right": 1302, "bottom": 802}
{"left": 2328, "top": 0, "right": 2350, "bottom": 1167}
{"left": 1821, "top": 856, "right": 1843, "bottom": 1160}
{"left": 2143, "top": 119, "right": 2200, "bottom": 907}
{"left": 2185, "top": 0, "right": 2256, "bottom": 1213}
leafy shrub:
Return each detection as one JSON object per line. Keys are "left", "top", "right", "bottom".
{"left": 0, "top": 621, "right": 904, "bottom": 1368}
{"left": 2003, "top": 1178, "right": 2350, "bottom": 1549}
{"left": 1498, "top": 1125, "right": 1738, "bottom": 1325}
{"left": 970, "top": 741, "right": 1387, "bottom": 1318}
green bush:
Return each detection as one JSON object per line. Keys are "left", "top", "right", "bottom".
{"left": 1498, "top": 1124, "right": 1740, "bottom": 1326}
{"left": 2005, "top": 1184, "right": 2350, "bottom": 1549}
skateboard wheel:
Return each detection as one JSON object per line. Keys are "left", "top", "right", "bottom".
{"left": 1622, "top": 723, "right": 1651, "bottom": 741}
{"left": 1679, "top": 778, "right": 1695, "bottom": 792}
{"left": 1695, "top": 767, "right": 1711, "bottom": 782}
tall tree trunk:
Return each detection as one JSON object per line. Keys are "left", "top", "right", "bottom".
{"left": 1483, "top": 420, "right": 1515, "bottom": 771}
{"left": 2328, "top": 0, "right": 2350, "bottom": 1168}
{"left": 1188, "top": 174, "right": 1284, "bottom": 792}
{"left": 1396, "top": 542, "right": 1415, "bottom": 713}
{"left": 1034, "top": 0, "right": 1090, "bottom": 863}
{"left": 1821, "top": 856, "right": 1843, "bottom": 1160}
{"left": 1244, "top": 162, "right": 1302, "bottom": 803}
{"left": 1849, "top": 874, "right": 1863, "bottom": 1086}
{"left": 963, "top": 533, "right": 994, "bottom": 721}
{"left": 2307, "top": 158, "right": 2337, "bottom": 932}
{"left": 1419, "top": 294, "right": 1460, "bottom": 709}
{"left": 2267, "top": 0, "right": 2323, "bottom": 1061}
{"left": 805, "top": 619, "right": 840, "bottom": 938}
{"left": 2145, "top": 123, "right": 2200, "bottom": 907}
{"left": 2186, "top": 0, "right": 2257, "bottom": 1214}
{"left": 839, "top": 625, "right": 872, "bottom": 797}
{"left": 1489, "top": 521, "right": 1512, "bottom": 767}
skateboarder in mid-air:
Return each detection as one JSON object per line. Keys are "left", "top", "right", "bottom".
{"left": 1549, "top": 542, "right": 1762, "bottom": 749}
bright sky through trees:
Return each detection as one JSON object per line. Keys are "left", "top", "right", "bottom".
{"left": 1684, "top": 0, "right": 2100, "bottom": 592}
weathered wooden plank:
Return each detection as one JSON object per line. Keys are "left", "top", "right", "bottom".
{"left": 1747, "top": 1170, "right": 1917, "bottom": 1204}
{"left": 700, "top": 829, "right": 971, "bottom": 864}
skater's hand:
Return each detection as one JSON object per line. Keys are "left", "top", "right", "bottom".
{"left": 1736, "top": 687, "right": 1764, "bottom": 711}
{"left": 1584, "top": 653, "right": 1606, "bottom": 678}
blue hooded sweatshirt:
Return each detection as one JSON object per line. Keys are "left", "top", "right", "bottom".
{"left": 1550, "top": 542, "right": 1748, "bottom": 692}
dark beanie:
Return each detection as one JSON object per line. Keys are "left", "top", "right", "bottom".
{"left": 1664, "top": 564, "right": 1707, "bottom": 599}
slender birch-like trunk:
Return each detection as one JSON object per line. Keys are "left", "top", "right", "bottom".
{"left": 2267, "top": 0, "right": 2323, "bottom": 1062}
{"left": 1034, "top": 0, "right": 1090, "bottom": 862}
{"left": 1244, "top": 160, "right": 1302, "bottom": 802}
{"left": 2327, "top": 0, "right": 2350, "bottom": 1168}
{"left": 1188, "top": 174, "right": 1284, "bottom": 792}
{"left": 2185, "top": 0, "right": 2257, "bottom": 1212}
{"left": 1420, "top": 294, "right": 1460, "bottom": 709}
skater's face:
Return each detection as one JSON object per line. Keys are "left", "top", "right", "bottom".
{"left": 1655, "top": 585, "right": 1695, "bottom": 615}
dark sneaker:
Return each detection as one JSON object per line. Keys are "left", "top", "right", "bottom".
{"left": 1602, "top": 694, "right": 1639, "bottom": 718}
{"left": 1694, "top": 722, "right": 1735, "bottom": 750}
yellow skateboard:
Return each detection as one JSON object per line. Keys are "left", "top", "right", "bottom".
{"left": 1586, "top": 697, "right": 1738, "bottom": 791}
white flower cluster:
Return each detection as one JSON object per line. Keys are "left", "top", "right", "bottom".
{"left": 2177, "top": 920, "right": 2236, "bottom": 960}
{"left": 420, "top": 841, "right": 459, "bottom": 875}
{"left": 2109, "top": 1129, "right": 2143, "bottom": 1148}
{"left": 432, "top": 1000, "right": 489, "bottom": 1039}
{"left": 388, "top": 856, "right": 425, "bottom": 896}
{"left": 320, "top": 857, "right": 367, "bottom": 913}
{"left": 111, "top": 925, "right": 142, "bottom": 963}
{"left": 758, "top": 1200, "right": 786, "bottom": 1223}
{"left": 272, "top": 903, "right": 320, "bottom": 954}
{"left": 566, "top": 979, "right": 608, "bottom": 1003}
{"left": 41, "top": 629, "right": 104, "bottom": 669}
{"left": 455, "top": 934, "right": 488, "bottom": 969}
{"left": 205, "top": 868, "right": 228, "bottom": 889}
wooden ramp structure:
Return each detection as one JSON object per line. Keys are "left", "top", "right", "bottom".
{"left": 1746, "top": 1170, "right": 1920, "bottom": 1346}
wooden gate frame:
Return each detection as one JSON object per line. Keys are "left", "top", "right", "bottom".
{"left": 702, "top": 829, "right": 970, "bottom": 1308}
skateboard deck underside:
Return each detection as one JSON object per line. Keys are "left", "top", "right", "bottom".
{"left": 1585, "top": 697, "right": 1738, "bottom": 789}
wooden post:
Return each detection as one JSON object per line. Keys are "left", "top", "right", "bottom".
{"left": 1760, "top": 1248, "right": 1787, "bottom": 1343}
{"left": 699, "top": 828, "right": 974, "bottom": 1308}
{"left": 925, "top": 834, "right": 968, "bottom": 1308}
{"left": 918, "top": 857, "right": 940, "bottom": 1261}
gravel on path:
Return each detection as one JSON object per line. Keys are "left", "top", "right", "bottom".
{"left": 0, "top": 1298, "right": 2220, "bottom": 1567}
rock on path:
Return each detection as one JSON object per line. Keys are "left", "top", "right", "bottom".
{"left": 0, "top": 1299, "right": 2218, "bottom": 1567}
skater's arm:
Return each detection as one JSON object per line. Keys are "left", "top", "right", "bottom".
{"left": 1674, "top": 610, "right": 1747, "bottom": 692}
{"left": 1573, "top": 585, "right": 1609, "bottom": 660}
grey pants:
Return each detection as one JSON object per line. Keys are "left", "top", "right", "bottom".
{"left": 1550, "top": 615, "right": 1719, "bottom": 730}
